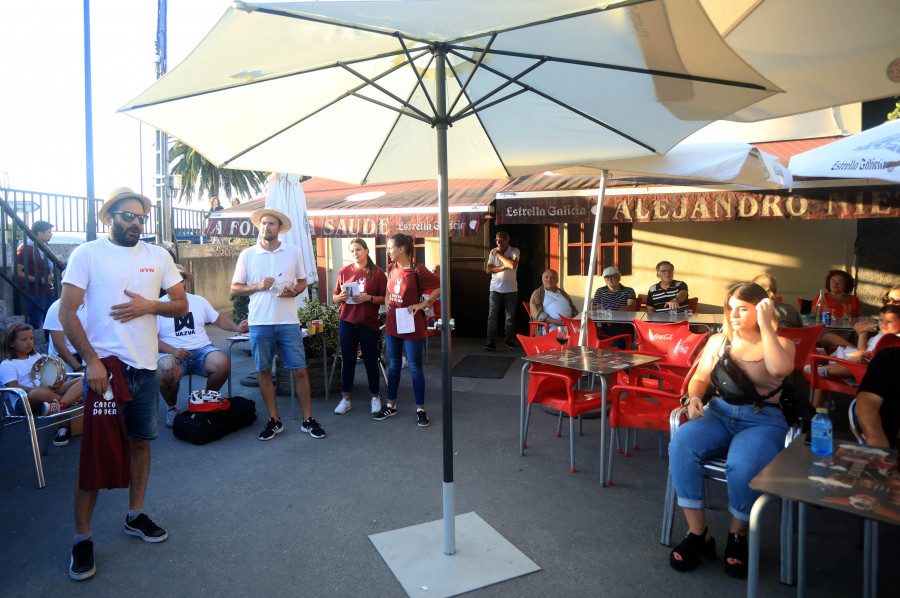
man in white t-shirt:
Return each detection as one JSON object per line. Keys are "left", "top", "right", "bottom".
{"left": 484, "top": 231, "right": 520, "bottom": 351}
{"left": 529, "top": 269, "right": 577, "bottom": 331}
{"left": 60, "top": 187, "right": 187, "bottom": 582}
{"left": 42, "top": 297, "right": 88, "bottom": 447}
{"left": 158, "top": 264, "right": 248, "bottom": 428}
{"left": 231, "top": 208, "right": 326, "bottom": 442}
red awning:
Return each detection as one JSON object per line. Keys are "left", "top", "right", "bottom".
{"left": 751, "top": 137, "right": 841, "bottom": 166}
{"left": 206, "top": 177, "right": 505, "bottom": 238}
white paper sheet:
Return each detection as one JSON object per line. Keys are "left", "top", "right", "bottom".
{"left": 342, "top": 282, "right": 361, "bottom": 304}
{"left": 395, "top": 307, "right": 416, "bottom": 334}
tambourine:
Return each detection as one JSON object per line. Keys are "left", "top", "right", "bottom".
{"left": 31, "top": 355, "right": 67, "bottom": 391}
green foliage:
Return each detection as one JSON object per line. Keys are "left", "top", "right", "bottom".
{"left": 296, "top": 299, "right": 340, "bottom": 358}
{"left": 168, "top": 139, "right": 268, "bottom": 204}
{"left": 231, "top": 294, "right": 249, "bottom": 324}
{"left": 888, "top": 97, "right": 900, "bottom": 121}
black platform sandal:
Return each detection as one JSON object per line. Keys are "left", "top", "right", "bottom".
{"left": 724, "top": 533, "right": 748, "bottom": 578}
{"left": 669, "top": 527, "right": 716, "bottom": 572}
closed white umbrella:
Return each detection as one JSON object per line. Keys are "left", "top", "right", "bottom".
{"left": 264, "top": 173, "right": 318, "bottom": 305}
{"left": 789, "top": 119, "right": 900, "bottom": 184}
{"left": 119, "top": 0, "right": 782, "bottom": 579}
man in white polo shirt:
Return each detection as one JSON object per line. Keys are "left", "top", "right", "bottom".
{"left": 484, "top": 230, "right": 520, "bottom": 350}
{"left": 231, "top": 207, "right": 326, "bottom": 442}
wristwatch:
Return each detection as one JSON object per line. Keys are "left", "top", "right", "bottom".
{"left": 369, "top": 295, "right": 374, "bottom": 303}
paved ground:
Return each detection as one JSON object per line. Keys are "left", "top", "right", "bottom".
{"left": 2, "top": 326, "right": 898, "bottom": 597}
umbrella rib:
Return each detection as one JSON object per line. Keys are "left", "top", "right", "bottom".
{"left": 339, "top": 63, "right": 434, "bottom": 123}
{"left": 449, "top": 57, "right": 546, "bottom": 121}
{"left": 449, "top": 50, "right": 656, "bottom": 153}
{"left": 219, "top": 52, "right": 431, "bottom": 166}
{"left": 447, "top": 33, "right": 496, "bottom": 117}
{"left": 454, "top": 88, "right": 529, "bottom": 121}
{"left": 445, "top": 44, "right": 770, "bottom": 91}
{"left": 397, "top": 35, "right": 438, "bottom": 118}
{"left": 120, "top": 48, "right": 415, "bottom": 111}
{"left": 347, "top": 92, "right": 433, "bottom": 124}
{"left": 444, "top": 61, "right": 511, "bottom": 179}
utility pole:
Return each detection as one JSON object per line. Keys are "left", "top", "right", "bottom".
{"left": 154, "top": 0, "right": 173, "bottom": 246}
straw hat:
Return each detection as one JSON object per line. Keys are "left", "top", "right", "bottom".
{"left": 98, "top": 187, "right": 152, "bottom": 224}
{"left": 250, "top": 207, "right": 292, "bottom": 233}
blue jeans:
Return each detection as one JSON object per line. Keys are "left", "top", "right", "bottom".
{"left": 339, "top": 319, "right": 381, "bottom": 397}
{"left": 487, "top": 291, "right": 517, "bottom": 342}
{"left": 26, "top": 290, "right": 56, "bottom": 331}
{"left": 157, "top": 344, "right": 221, "bottom": 377}
{"left": 385, "top": 334, "right": 424, "bottom": 406}
{"left": 249, "top": 324, "right": 307, "bottom": 372}
{"left": 668, "top": 398, "right": 788, "bottom": 521}
{"left": 82, "top": 365, "right": 159, "bottom": 441}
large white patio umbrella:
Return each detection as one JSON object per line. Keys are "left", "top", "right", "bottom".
{"left": 264, "top": 172, "right": 318, "bottom": 306}
{"left": 789, "top": 119, "right": 900, "bottom": 184}
{"left": 701, "top": 0, "right": 900, "bottom": 122}
{"left": 120, "top": 0, "right": 780, "bottom": 590}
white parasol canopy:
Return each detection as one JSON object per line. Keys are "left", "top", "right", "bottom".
{"left": 701, "top": 0, "right": 900, "bottom": 122}
{"left": 263, "top": 173, "right": 319, "bottom": 305}
{"left": 788, "top": 119, "right": 900, "bottom": 184}
{"left": 119, "top": 0, "right": 784, "bottom": 573}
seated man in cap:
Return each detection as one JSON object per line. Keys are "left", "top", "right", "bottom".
{"left": 854, "top": 346, "right": 900, "bottom": 467}
{"left": 157, "top": 265, "right": 249, "bottom": 428}
{"left": 592, "top": 266, "right": 637, "bottom": 348}
{"left": 529, "top": 269, "right": 577, "bottom": 332}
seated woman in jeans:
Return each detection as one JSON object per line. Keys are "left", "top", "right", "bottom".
{"left": 668, "top": 282, "right": 795, "bottom": 578}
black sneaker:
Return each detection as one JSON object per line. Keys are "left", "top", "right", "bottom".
{"left": 69, "top": 539, "right": 96, "bottom": 581}
{"left": 301, "top": 417, "right": 326, "bottom": 439}
{"left": 483, "top": 341, "right": 496, "bottom": 351}
{"left": 54, "top": 427, "right": 71, "bottom": 447}
{"left": 258, "top": 418, "right": 284, "bottom": 441}
{"left": 373, "top": 405, "right": 398, "bottom": 421}
{"left": 124, "top": 513, "right": 168, "bottom": 543}
{"left": 416, "top": 409, "right": 431, "bottom": 427}
{"left": 505, "top": 338, "right": 519, "bottom": 349}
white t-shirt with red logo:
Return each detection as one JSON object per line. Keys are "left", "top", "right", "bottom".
{"left": 63, "top": 237, "right": 182, "bottom": 370}
{"left": 157, "top": 293, "right": 219, "bottom": 351}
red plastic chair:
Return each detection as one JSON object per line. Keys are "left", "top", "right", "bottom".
{"left": 804, "top": 332, "right": 900, "bottom": 404}
{"left": 517, "top": 333, "right": 581, "bottom": 387}
{"left": 632, "top": 319, "right": 691, "bottom": 357}
{"left": 605, "top": 360, "right": 700, "bottom": 485}
{"left": 560, "top": 315, "right": 630, "bottom": 349}
{"left": 776, "top": 324, "right": 825, "bottom": 372}
{"left": 522, "top": 301, "right": 550, "bottom": 336}
{"left": 519, "top": 337, "right": 609, "bottom": 473}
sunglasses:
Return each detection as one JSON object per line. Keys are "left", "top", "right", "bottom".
{"left": 110, "top": 210, "right": 148, "bottom": 224}
{"left": 887, "top": 297, "right": 900, "bottom": 304}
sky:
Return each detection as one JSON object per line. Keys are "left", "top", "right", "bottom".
{"left": 1, "top": 0, "right": 229, "bottom": 207}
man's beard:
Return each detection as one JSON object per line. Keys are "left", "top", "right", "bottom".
{"left": 261, "top": 230, "right": 279, "bottom": 242}
{"left": 111, "top": 220, "right": 141, "bottom": 247}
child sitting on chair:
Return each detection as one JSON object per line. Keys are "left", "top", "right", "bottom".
{"left": 0, "top": 323, "right": 82, "bottom": 415}
{"left": 807, "top": 305, "right": 900, "bottom": 407}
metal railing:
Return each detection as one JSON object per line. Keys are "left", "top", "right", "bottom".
{"left": 0, "top": 188, "right": 209, "bottom": 239}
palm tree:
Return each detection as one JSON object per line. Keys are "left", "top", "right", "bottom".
{"left": 168, "top": 140, "right": 269, "bottom": 204}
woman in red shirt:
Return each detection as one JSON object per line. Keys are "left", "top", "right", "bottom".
{"left": 375, "top": 233, "right": 441, "bottom": 427}
{"left": 813, "top": 269, "right": 862, "bottom": 318}
{"left": 332, "top": 238, "right": 387, "bottom": 416}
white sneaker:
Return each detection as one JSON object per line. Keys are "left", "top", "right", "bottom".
{"left": 334, "top": 397, "right": 352, "bottom": 414}
{"left": 165, "top": 407, "right": 178, "bottom": 429}
{"left": 401, "top": 356, "right": 408, "bottom": 369}
{"left": 371, "top": 396, "right": 382, "bottom": 414}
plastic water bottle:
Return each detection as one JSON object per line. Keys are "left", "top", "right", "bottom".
{"left": 811, "top": 408, "right": 833, "bottom": 455}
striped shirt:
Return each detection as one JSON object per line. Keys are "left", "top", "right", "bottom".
{"left": 647, "top": 280, "right": 688, "bottom": 312}
{"left": 592, "top": 285, "right": 636, "bottom": 310}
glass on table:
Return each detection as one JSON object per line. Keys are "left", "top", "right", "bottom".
{"left": 555, "top": 325, "right": 569, "bottom": 348}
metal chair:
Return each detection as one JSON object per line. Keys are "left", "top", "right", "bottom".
{"left": 661, "top": 405, "right": 802, "bottom": 583}
{"left": 848, "top": 398, "right": 866, "bottom": 445}
{"left": 1, "top": 377, "right": 84, "bottom": 489}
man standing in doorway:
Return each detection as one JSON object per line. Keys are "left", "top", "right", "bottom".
{"left": 646, "top": 260, "right": 689, "bottom": 313}
{"left": 231, "top": 207, "right": 326, "bottom": 442}
{"left": 484, "top": 231, "right": 520, "bottom": 351}
{"left": 61, "top": 187, "right": 188, "bottom": 581}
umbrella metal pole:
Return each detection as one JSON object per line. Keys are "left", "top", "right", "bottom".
{"left": 579, "top": 171, "right": 608, "bottom": 346}
{"left": 83, "top": 0, "right": 97, "bottom": 241}
{"left": 435, "top": 49, "right": 456, "bottom": 556}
